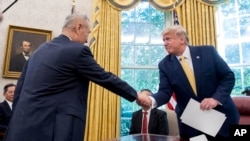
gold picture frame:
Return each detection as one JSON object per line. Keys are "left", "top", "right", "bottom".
{"left": 2, "top": 25, "right": 52, "bottom": 78}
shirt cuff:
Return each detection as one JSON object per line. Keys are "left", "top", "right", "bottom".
{"left": 149, "top": 96, "right": 157, "bottom": 108}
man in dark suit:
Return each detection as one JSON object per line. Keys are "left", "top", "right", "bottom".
{"left": 0, "top": 83, "right": 16, "bottom": 132}
{"left": 137, "top": 25, "right": 239, "bottom": 140}
{"left": 3, "top": 14, "right": 141, "bottom": 141}
{"left": 129, "top": 89, "right": 169, "bottom": 135}
{"left": 9, "top": 40, "right": 31, "bottom": 72}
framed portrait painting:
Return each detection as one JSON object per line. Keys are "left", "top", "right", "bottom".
{"left": 2, "top": 25, "right": 52, "bottom": 78}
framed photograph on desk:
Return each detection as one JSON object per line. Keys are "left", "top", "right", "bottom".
{"left": 2, "top": 25, "right": 52, "bottom": 78}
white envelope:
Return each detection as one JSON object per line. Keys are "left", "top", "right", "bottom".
{"left": 180, "top": 98, "right": 226, "bottom": 137}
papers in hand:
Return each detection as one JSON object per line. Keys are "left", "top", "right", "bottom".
{"left": 190, "top": 134, "right": 208, "bottom": 141}
{"left": 180, "top": 98, "right": 226, "bottom": 137}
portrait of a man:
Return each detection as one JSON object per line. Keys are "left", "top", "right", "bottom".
{"left": 9, "top": 40, "right": 31, "bottom": 72}
{"left": 2, "top": 25, "right": 52, "bottom": 78}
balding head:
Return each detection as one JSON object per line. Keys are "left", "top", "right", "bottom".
{"left": 63, "top": 14, "right": 89, "bottom": 29}
{"left": 62, "top": 14, "right": 91, "bottom": 44}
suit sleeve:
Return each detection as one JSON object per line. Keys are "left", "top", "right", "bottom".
{"left": 76, "top": 46, "right": 137, "bottom": 102}
{"left": 0, "top": 125, "right": 7, "bottom": 132}
{"left": 158, "top": 110, "right": 169, "bottom": 135}
{"left": 152, "top": 60, "right": 173, "bottom": 107}
{"left": 0, "top": 105, "right": 7, "bottom": 132}
{"left": 129, "top": 112, "right": 137, "bottom": 134}
{"left": 210, "top": 47, "right": 235, "bottom": 104}
{"left": 12, "top": 60, "right": 29, "bottom": 111}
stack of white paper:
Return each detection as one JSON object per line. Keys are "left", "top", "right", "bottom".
{"left": 190, "top": 134, "right": 208, "bottom": 141}
{"left": 180, "top": 98, "right": 226, "bottom": 137}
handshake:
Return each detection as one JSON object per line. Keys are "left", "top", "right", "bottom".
{"left": 136, "top": 89, "right": 154, "bottom": 108}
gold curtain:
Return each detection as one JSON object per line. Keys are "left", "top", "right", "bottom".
{"left": 107, "top": 0, "right": 141, "bottom": 10}
{"left": 84, "top": 0, "right": 121, "bottom": 141}
{"left": 106, "top": 0, "right": 218, "bottom": 46}
{"left": 196, "top": 0, "right": 228, "bottom": 6}
{"left": 175, "top": 0, "right": 217, "bottom": 46}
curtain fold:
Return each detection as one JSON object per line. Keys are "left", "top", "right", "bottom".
{"left": 107, "top": 0, "right": 141, "bottom": 10}
{"left": 107, "top": 0, "right": 226, "bottom": 11}
{"left": 84, "top": 0, "right": 121, "bottom": 141}
{"left": 175, "top": 0, "right": 217, "bottom": 46}
{"left": 197, "top": 0, "right": 228, "bottom": 6}
{"left": 149, "top": 0, "right": 185, "bottom": 11}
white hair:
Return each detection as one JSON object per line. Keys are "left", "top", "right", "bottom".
{"left": 63, "top": 14, "right": 89, "bottom": 28}
{"left": 162, "top": 25, "right": 190, "bottom": 45}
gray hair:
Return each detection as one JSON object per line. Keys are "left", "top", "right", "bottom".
{"left": 63, "top": 14, "right": 89, "bottom": 28}
{"left": 162, "top": 25, "right": 190, "bottom": 45}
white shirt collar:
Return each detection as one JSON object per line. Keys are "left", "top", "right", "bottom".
{"left": 177, "top": 46, "right": 191, "bottom": 59}
{"left": 63, "top": 34, "right": 72, "bottom": 41}
{"left": 177, "top": 46, "right": 194, "bottom": 71}
{"left": 5, "top": 99, "right": 13, "bottom": 110}
{"left": 142, "top": 108, "right": 151, "bottom": 113}
{"left": 22, "top": 52, "right": 29, "bottom": 60}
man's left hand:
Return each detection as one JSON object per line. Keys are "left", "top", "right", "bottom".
{"left": 200, "top": 98, "right": 219, "bottom": 110}
{"left": 136, "top": 91, "right": 152, "bottom": 107}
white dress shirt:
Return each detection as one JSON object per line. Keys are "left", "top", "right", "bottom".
{"left": 6, "top": 99, "right": 13, "bottom": 110}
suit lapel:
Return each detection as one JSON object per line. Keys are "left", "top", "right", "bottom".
{"left": 171, "top": 55, "right": 194, "bottom": 95}
{"left": 3, "top": 100, "right": 11, "bottom": 112}
{"left": 148, "top": 109, "right": 156, "bottom": 133}
{"left": 190, "top": 47, "right": 202, "bottom": 95}
{"left": 138, "top": 110, "right": 143, "bottom": 132}
{"left": 3, "top": 101, "right": 12, "bottom": 118}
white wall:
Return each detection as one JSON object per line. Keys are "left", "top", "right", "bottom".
{"left": 0, "top": 0, "right": 93, "bottom": 100}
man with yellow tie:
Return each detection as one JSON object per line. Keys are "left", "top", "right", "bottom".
{"left": 137, "top": 25, "right": 239, "bottom": 140}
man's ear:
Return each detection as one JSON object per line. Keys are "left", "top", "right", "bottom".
{"left": 180, "top": 37, "right": 185, "bottom": 44}
{"left": 75, "top": 23, "right": 82, "bottom": 34}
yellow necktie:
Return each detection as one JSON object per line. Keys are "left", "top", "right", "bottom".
{"left": 180, "top": 56, "right": 197, "bottom": 96}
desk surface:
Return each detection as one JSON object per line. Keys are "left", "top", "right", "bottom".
{"left": 104, "top": 134, "right": 188, "bottom": 141}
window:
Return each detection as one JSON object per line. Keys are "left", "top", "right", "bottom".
{"left": 216, "top": 0, "right": 250, "bottom": 95}
{"left": 120, "top": 1, "right": 170, "bottom": 136}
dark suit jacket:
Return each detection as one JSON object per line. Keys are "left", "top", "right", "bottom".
{"left": 0, "top": 101, "right": 11, "bottom": 132}
{"left": 152, "top": 46, "right": 239, "bottom": 139}
{"left": 9, "top": 53, "right": 27, "bottom": 72}
{"left": 4, "top": 34, "right": 137, "bottom": 141}
{"left": 129, "top": 108, "right": 169, "bottom": 135}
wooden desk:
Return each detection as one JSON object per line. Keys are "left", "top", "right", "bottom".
{"left": 103, "top": 134, "right": 188, "bottom": 141}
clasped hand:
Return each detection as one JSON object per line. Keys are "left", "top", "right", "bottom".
{"left": 136, "top": 91, "right": 152, "bottom": 107}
